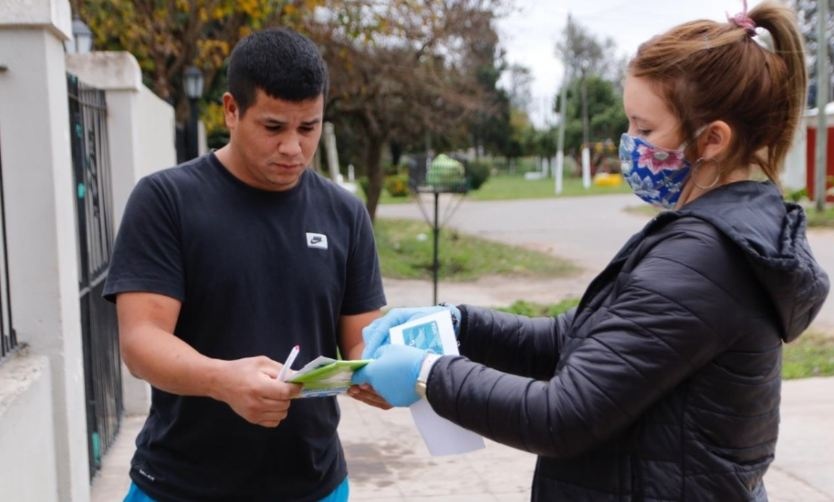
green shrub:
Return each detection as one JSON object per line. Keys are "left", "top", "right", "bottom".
{"left": 384, "top": 174, "right": 410, "bottom": 197}
{"left": 465, "top": 161, "right": 491, "bottom": 191}
{"left": 384, "top": 163, "right": 402, "bottom": 176}
{"left": 496, "top": 298, "right": 580, "bottom": 317}
{"left": 785, "top": 188, "right": 807, "bottom": 203}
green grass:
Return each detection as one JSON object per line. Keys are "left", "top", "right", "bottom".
{"left": 495, "top": 298, "right": 581, "bottom": 317}
{"left": 782, "top": 331, "right": 834, "bottom": 379}
{"left": 805, "top": 205, "right": 834, "bottom": 228}
{"left": 467, "top": 174, "right": 631, "bottom": 201}
{"left": 374, "top": 218, "right": 579, "bottom": 281}
{"left": 624, "top": 200, "right": 834, "bottom": 228}
{"left": 493, "top": 301, "right": 834, "bottom": 380}
{"left": 371, "top": 173, "right": 631, "bottom": 205}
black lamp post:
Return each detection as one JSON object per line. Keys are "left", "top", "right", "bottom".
{"left": 66, "top": 17, "right": 93, "bottom": 54}
{"left": 183, "top": 65, "right": 204, "bottom": 160}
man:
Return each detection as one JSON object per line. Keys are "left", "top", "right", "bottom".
{"left": 104, "top": 27, "right": 386, "bottom": 501}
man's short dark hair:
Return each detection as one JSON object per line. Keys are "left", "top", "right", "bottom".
{"left": 227, "top": 27, "right": 328, "bottom": 115}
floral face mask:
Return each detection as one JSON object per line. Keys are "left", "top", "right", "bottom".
{"left": 618, "top": 133, "right": 693, "bottom": 209}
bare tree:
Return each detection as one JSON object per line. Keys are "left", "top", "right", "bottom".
{"left": 555, "top": 15, "right": 616, "bottom": 150}
{"left": 311, "top": 0, "right": 504, "bottom": 220}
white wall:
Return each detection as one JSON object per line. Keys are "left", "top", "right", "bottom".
{"left": 0, "top": 355, "right": 58, "bottom": 501}
{"left": 137, "top": 85, "right": 177, "bottom": 177}
{"left": 0, "top": 1, "right": 92, "bottom": 500}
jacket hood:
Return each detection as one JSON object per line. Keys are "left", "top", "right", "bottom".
{"left": 675, "top": 181, "right": 829, "bottom": 342}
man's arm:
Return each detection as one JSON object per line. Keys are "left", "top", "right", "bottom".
{"left": 338, "top": 310, "right": 381, "bottom": 360}
{"left": 339, "top": 310, "right": 391, "bottom": 409}
{"left": 117, "top": 291, "right": 300, "bottom": 427}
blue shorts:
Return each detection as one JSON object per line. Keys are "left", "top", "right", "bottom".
{"left": 124, "top": 476, "right": 350, "bottom": 502}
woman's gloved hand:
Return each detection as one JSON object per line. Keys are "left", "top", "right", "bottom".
{"left": 361, "top": 305, "right": 461, "bottom": 359}
{"left": 351, "top": 344, "right": 428, "bottom": 407}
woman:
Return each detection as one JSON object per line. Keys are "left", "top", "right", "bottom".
{"left": 351, "top": 2, "right": 830, "bottom": 500}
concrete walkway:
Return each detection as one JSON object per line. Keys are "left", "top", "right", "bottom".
{"left": 93, "top": 380, "right": 834, "bottom": 501}
{"left": 92, "top": 194, "right": 834, "bottom": 501}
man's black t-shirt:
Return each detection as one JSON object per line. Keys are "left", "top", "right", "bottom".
{"left": 103, "top": 153, "right": 386, "bottom": 501}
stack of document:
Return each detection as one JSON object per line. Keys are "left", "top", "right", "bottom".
{"left": 288, "top": 357, "right": 370, "bottom": 398}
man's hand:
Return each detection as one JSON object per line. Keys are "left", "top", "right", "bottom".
{"left": 210, "top": 356, "right": 302, "bottom": 427}
{"left": 346, "top": 383, "right": 393, "bottom": 410}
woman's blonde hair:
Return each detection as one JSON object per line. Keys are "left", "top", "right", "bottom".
{"left": 628, "top": 1, "right": 807, "bottom": 182}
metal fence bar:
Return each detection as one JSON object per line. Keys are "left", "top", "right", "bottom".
{"left": 67, "top": 73, "right": 122, "bottom": 477}
{"left": 0, "top": 135, "right": 16, "bottom": 360}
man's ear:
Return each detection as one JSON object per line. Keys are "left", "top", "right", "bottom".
{"left": 698, "top": 120, "right": 732, "bottom": 161}
{"left": 222, "top": 92, "right": 239, "bottom": 130}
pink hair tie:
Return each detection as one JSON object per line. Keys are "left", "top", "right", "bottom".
{"left": 728, "top": 0, "right": 757, "bottom": 36}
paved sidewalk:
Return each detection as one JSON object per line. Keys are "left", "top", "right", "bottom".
{"left": 93, "top": 377, "right": 834, "bottom": 501}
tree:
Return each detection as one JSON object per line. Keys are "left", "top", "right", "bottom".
{"left": 557, "top": 75, "right": 627, "bottom": 161}
{"left": 792, "top": 0, "right": 834, "bottom": 106}
{"left": 314, "top": 0, "right": 505, "bottom": 220}
{"left": 506, "top": 64, "right": 533, "bottom": 112}
{"left": 555, "top": 15, "right": 617, "bottom": 150}
{"left": 77, "top": 0, "right": 506, "bottom": 220}
{"left": 73, "top": 0, "right": 322, "bottom": 125}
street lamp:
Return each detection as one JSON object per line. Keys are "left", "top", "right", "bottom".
{"left": 66, "top": 17, "right": 93, "bottom": 54}
{"left": 183, "top": 65, "right": 204, "bottom": 160}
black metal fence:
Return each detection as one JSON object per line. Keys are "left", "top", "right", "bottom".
{"left": 67, "top": 74, "right": 123, "bottom": 477}
{"left": 0, "top": 139, "right": 16, "bottom": 361}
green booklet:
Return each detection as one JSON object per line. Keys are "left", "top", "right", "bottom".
{"left": 288, "top": 356, "right": 370, "bottom": 398}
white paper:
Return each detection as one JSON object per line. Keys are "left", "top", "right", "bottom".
{"left": 389, "top": 310, "right": 485, "bottom": 456}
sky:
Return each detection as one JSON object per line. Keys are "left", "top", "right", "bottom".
{"left": 496, "top": 0, "right": 764, "bottom": 127}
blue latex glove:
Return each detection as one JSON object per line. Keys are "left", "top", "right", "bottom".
{"left": 352, "top": 344, "right": 428, "bottom": 407}
{"left": 361, "top": 305, "right": 461, "bottom": 359}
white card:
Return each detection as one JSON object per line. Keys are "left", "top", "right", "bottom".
{"left": 389, "top": 310, "right": 485, "bottom": 456}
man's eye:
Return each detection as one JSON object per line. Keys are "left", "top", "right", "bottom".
{"left": 265, "top": 125, "right": 281, "bottom": 132}
{"left": 299, "top": 127, "right": 315, "bottom": 133}
{"left": 638, "top": 129, "right": 651, "bottom": 136}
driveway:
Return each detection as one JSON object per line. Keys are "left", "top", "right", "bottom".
{"left": 378, "top": 193, "right": 834, "bottom": 332}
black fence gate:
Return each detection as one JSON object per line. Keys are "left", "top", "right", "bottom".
{"left": 67, "top": 74, "right": 123, "bottom": 477}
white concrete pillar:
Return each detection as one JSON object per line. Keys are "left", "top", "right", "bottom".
{"left": 66, "top": 51, "right": 177, "bottom": 416}
{"left": 0, "top": 1, "right": 91, "bottom": 501}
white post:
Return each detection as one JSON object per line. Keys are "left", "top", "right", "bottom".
{"left": 323, "top": 122, "right": 341, "bottom": 183}
{"left": 555, "top": 152, "right": 564, "bottom": 194}
{"left": 581, "top": 146, "right": 592, "bottom": 189}
{"left": 0, "top": 1, "right": 91, "bottom": 500}
{"left": 555, "top": 38, "right": 569, "bottom": 195}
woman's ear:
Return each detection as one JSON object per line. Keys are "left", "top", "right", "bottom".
{"left": 698, "top": 120, "right": 732, "bottom": 161}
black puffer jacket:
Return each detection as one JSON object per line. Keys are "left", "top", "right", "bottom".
{"left": 425, "top": 181, "right": 829, "bottom": 501}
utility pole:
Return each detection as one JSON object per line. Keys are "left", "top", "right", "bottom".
{"left": 555, "top": 14, "right": 570, "bottom": 195}
{"left": 815, "top": 0, "right": 829, "bottom": 212}
{"left": 555, "top": 70, "right": 568, "bottom": 195}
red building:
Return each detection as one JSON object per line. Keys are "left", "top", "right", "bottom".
{"left": 805, "top": 103, "right": 834, "bottom": 203}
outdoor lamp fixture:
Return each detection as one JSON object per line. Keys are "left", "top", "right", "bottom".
{"left": 66, "top": 17, "right": 93, "bottom": 54}
{"left": 183, "top": 65, "right": 204, "bottom": 101}
{"left": 183, "top": 65, "right": 204, "bottom": 160}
